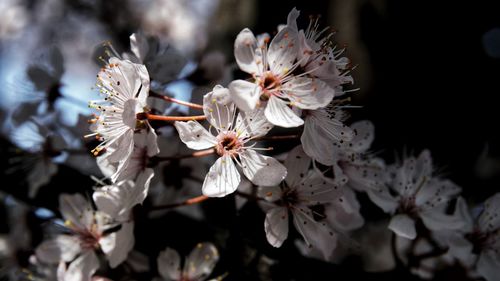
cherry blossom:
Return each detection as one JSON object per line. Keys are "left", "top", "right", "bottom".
{"left": 174, "top": 85, "right": 286, "bottom": 197}
{"left": 229, "top": 19, "right": 334, "bottom": 128}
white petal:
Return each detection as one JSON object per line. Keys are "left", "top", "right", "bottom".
{"left": 157, "top": 247, "right": 181, "bottom": 281}
{"left": 235, "top": 107, "right": 273, "bottom": 138}
{"left": 63, "top": 251, "right": 100, "bottom": 281}
{"left": 447, "top": 232, "right": 475, "bottom": 266}
{"left": 234, "top": 28, "right": 261, "bottom": 75}
{"left": 102, "top": 222, "right": 135, "bottom": 268}
{"left": 130, "top": 33, "right": 149, "bottom": 63}
{"left": 301, "top": 116, "right": 335, "bottom": 165}
{"left": 479, "top": 193, "right": 500, "bottom": 232}
{"left": 265, "top": 207, "right": 289, "bottom": 247}
{"left": 239, "top": 149, "right": 287, "bottom": 186}
{"left": 477, "top": 251, "right": 500, "bottom": 281}
{"left": 325, "top": 188, "right": 365, "bottom": 231}
{"left": 292, "top": 208, "right": 338, "bottom": 260}
{"left": 184, "top": 242, "right": 220, "bottom": 280}
{"left": 388, "top": 214, "right": 417, "bottom": 240}
{"left": 203, "top": 85, "right": 236, "bottom": 130}
{"left": 228, "top": 80, "right": 260, "bottom": 112}
{"left": 174, "top": 121, "right": 216, "bottom": 150}
{"left": 264, "top": 95, "right": 303, "bottom": 128}
{"left": 283, "top": 77, "right": 334, "bottom": 110}
{"left": 415, "top": 179, "right": 461, "bottom": 211}
{"left": 257, "top": 185, "right": 283, "bottom": 202}
{"left": 202, "top": 155, "right": 241, "bottom": 197}
{"left": 286, "top": 7, "right": 300, "bottom": 31}
{"left": 268, "top": 26, "right": 298, "bottom": 74}
{"left": 35, "top": 235, "right": 81, "bottom": 263}
{"left": 284, "top": 145, "right": 311, "bottom": 187}
{"left": 348, "top": 120, "right": 375, "bottom": 153}
{"left": 366, "top": 188, "right": 399, "bottom": 213}
{"left": 59, "top": 193, "right": 93, "bottom": 230}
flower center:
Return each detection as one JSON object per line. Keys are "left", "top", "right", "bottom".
{"left": 75, "top": 228, "right": 101, "bottom": 250}
{"left": 215, "top": 132, "right": 242, "bottom": 157}
{"left": 259, "top": 72, "right": 281, "bottom": 101}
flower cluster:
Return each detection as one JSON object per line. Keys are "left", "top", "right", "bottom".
{"left": 1, "top": 5, "right": 498, "bottom": 281}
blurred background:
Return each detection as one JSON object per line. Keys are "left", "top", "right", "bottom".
{"left": 1, "top": 0, "right": 500, "bottom": 280}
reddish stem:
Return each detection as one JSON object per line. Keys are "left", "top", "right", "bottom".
{"left": 145, "top": 113, "right": 206, "bottom": 122}
{"left": 149, "top": 195, "right": 210, "bottom": 211}
{"left": 149, "top": 91, "right": 203, "bottom": 110}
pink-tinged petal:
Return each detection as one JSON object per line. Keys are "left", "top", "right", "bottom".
{"left": 62, "top": 251, "right": 99, "bottom": 281}
{"left": 477, "top": 250, "right": 500, "bottom": 281}
{"left": 265, "top": 207, "right": 289, "bottom": 247}
{"left": 228, "top": 80, "right": 260, "bottom": 112}
{"left": 129, "top": 33, "right": 149, "bottom": 63}
{"left": 101, "top": 222, "right": 135, "bottom": 268}
{"left": 283, "top": 77, "right": 334, "bottom": 110}
{"left": 284, "top": 145, "right": 311, "bottom": 187}
{"left": 268, "top": 26, "right": 298, "bottom": 74}
{"left": 234, "top": 28, "right": 261, "bottom": 75}
{"left": 203, "top": 85, "right": 236, "bottom": 130}
{"left": 59, "top": 193, "right": 93, "bottom": 230}
{"left": 258, "top": 185, "right": 283, "bottom": 202}
{"left": 292, "top": 208, "right": 338, "bottom": 260}
{"left": 157, "top": 247, "right": 181, "bottom": 281}
{"left": 239, "top": 149, "right": 287, "bottom": 186}
{"left": 388, "top": 214, "right": 417, "bottom": 240}
{"left": 202, "top": 155, "right": 241, "bottom": 197}
{"left": 264, "top": 95, "right": 303, "bottom": 128}
{"left": 184, "top": 242, "right": 220, "bottom": 280}
{"left": 174, "top": 121, "right": 216, "bottom": 150}
{"left": 35, "top": 235, "right": 81, "bottom": 263}
{"left": 235, "top": 107, "right": 273, "bottom": 138}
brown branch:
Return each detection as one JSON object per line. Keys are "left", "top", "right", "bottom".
{"left": 149, "top": 90, "right": 203, "bottom": 110}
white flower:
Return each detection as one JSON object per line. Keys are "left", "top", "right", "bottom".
{"left": 157, "top": 243, "right": 219, "bottom": 281}
{"left": 174, "top": 85, "right": 287, "bottom": 197}
{"left": 446, "top": 194, "right": 500, "bottom": 281}
{"left": 97, "top": 129, "right": 159, "bottom": 184}
{"left": 301, "top": 106, "right": 354, "bottom": 165}
{"left": 35, "top": 193, "right": 134, "bottom": 281}
{"left": 229, "top": 22, "right": 334, "bottom": 128}
{"left": 92, "top": 177, "right": 151, "bottom": 221}
{"left": 259, "top": 146, "right": 341, "bottom": 260}
{"left": 286, "top": 8, "right": 354, "bottom": 91}
{"left": 368, "top": 150, "right": 463, "bottom": 240}
{"left": 87, "top": 57, "right": 150, "bottom": 178}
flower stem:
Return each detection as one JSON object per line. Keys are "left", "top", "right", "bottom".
{"left": 144, "top": 113, "right": 206, "bottom": 122}
{"left": 149, "top": 195, "right": 210, "bottom": 211}
{"left": 149, "top": 91, "right": 203, "bottom": 110}
{"left": 254, "top": 134, "right": 300, "bottom": 141}
{"left": 151, "top": 149, "right": 215, "bottom": 162}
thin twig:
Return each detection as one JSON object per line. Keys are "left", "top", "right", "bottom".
{"left": 149, "top": 195, "right": 210, "bottom": 211}
{"left": 149, "top": 90, "right": 203, "bottom": 110}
